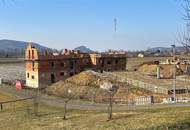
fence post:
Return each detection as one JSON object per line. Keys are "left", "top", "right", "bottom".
{"left": 0, "top": 103, "right": 2, "bottom": 110}
{"left": 0, "top": 78, "right": 2, "bottom": 85}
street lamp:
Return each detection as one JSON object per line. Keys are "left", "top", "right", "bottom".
{"left": 100, "top": 81, "right": 118, "bottom": 120}
{"left": 171, "top": 45, "right": 176, "bottom": 103}
{"left": 63, "top": 89, "right": 72, "bottom": 120}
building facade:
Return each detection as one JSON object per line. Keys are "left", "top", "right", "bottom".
{"left": 25, "top": 44, "right": 127, "bottom": 88}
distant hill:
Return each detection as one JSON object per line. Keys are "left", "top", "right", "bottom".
{"left": 0, "top": 39, "right": 49, "bottom": 51}
{"left": 147, "top": 46, "right": 187, "bottom": 53}
{"left": 74, "top": 46, "right": 93, "bottom": 53}
{"left": 0, "top": 39, "right": 49, "bottom": 58}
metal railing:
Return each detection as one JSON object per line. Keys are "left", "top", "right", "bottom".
{"left": 103, "top": 72, "right": 168, "bottom": 94}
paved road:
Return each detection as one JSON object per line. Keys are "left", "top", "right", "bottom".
{"left": 0, "top": 85, "right": 190, "bottom": 111}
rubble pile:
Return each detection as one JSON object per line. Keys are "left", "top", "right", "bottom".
{"left": 138, "top": 63, "right": 186, "bottom": 78}
{"left": 46, "top": 70, "right": 164, "bottom": 103}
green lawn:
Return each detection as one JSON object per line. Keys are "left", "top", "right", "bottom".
{"left": 0, "top": 92, "right": 190, "bottom": 130}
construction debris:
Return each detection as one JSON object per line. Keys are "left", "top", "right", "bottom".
{"left": 138, "top": 62, "right": 187, "bottom": 78}
{"left": 46, "top": 70, "right": 165, "bottom": 103}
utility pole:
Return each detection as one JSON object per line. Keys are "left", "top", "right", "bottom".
{"left": 171, "top": 45, "right": 176, "bottom": 102}
{"left": 113, "top": 18, "right": 118, "bottom": 52}
{"left": 108, "top": 92, "right": 113, "bottom": 120}
{"left": 63, "top": 89, "right": 72, "bottom": 120}
{"left": 113, "top": 18, "right": 117, "bottom": 39}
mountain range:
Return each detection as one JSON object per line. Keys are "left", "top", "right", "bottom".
{"left": 0, "top": 39, "right": 49, "bottom": 58}
{"left": 0, "top": 39, "right": 48, "bottom": 52}
{"left": 0, "top": 39, "right": 95, "bottom": 57}
{"left": 0, "top": 39, "right": 188, "bottom": 58}
{"left": 147, "top": 46, "right": 187, "bottom": 53}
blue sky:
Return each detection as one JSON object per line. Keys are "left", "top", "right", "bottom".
{"left": 0, "top": 0, "right": 186, "bottom": 51}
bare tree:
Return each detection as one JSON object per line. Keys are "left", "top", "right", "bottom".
{"left": 177, "top": 0, "right": 190, "bottom": 53}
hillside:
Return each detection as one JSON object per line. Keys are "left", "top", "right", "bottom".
{"left": 147, "top": 46, "right": 187, "bottom": 53}
{"left": 0, "top": 91, "right": 189, "bottom": 130}
{"left": 74, "top": 45, "right": 93, "bottom": 53}
{"left": 0, "top": 39, "right": 49, "bottom": 57}
{"left": 0, "top": 39, "right": 48, "bottom": 51}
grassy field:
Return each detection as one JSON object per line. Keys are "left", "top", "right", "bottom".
{"left": 0, "top": 92, "right": 190, "bottom": 130}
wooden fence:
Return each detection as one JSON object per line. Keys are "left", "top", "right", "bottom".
{"left": 0, "top": 97, "right": 34, "bottom": 111}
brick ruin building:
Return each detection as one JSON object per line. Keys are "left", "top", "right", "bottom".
{"left": 25, "top": 44, "right": 127, "bottom": 88}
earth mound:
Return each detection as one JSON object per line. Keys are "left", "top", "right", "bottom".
{"left": 138, "top": 63, "right": 186, "bottom": 78}
{"left": 46, "top": 70, "right": 164, "bottom": 103}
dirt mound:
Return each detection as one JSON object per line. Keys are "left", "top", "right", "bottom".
{"left": 138, "top": 64, "right": 185, "bottom": 78}
{"left": 138, "top": 63, "right": 157, "bottom": 76}
{"left": 46, "top": 70, "right": 164, "bottom": 103}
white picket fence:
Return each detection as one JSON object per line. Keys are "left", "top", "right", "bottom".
{"left": 135, "top": 96, "right": 154, "bottom": 105}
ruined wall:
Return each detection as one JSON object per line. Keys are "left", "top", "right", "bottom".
{"left": 25, "top": 44, "right": 127, "bottom": 88}
{"left": 25, "top": 44, "right": 39, "bottom": 88}
{"left": 98, "top": 57, "right": 126, "bottom": 72}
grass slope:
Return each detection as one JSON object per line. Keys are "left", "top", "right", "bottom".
{"left": 0, "top": 92, "right": 189, "bottom": 130}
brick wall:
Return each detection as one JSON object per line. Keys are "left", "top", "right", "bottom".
{"left": 25, "top": 44, "right": 127, "bottom": 88}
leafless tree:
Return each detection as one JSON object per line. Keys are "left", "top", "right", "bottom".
{"left": 177, "top": 0, "right": 190, "bottom": 53}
